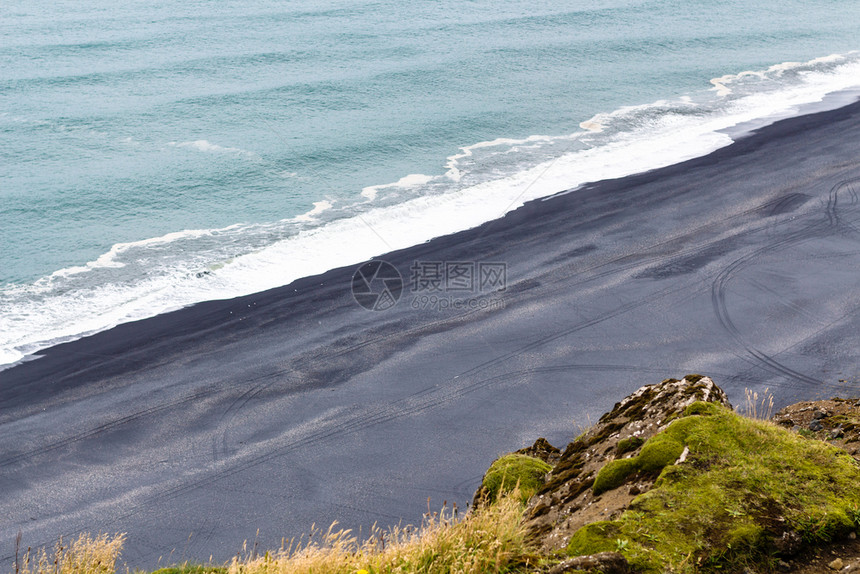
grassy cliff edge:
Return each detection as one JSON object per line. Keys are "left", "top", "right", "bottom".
{"left": 10, "top": 376, "right": 860, "bottom": 574}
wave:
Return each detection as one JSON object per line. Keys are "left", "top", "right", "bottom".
{"left": 2, "top": 52, "right": 859, "bottom": 369}
{"left": 168, "top": 139, "right": 258, "bottom": 157}
{"left": 710, "top": 54, "right": 849, "bottom": 97}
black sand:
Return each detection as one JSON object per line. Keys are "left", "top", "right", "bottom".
{"left": 2, "top": 100, "right": 860, "bottom": 568}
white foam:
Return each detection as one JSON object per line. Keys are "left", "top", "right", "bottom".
{"left": 579, "top": 118, "right": 604, "bottom": 132}
{"left": 361, "top": 174, "right": 436, "bottom": 200}
{"left": 444, "top": 134, "right": 562, "bottom": 182}
{"left": 710, "top": 53, "right": 851, "bottom": 96}
{"left": 49, "top": 228, "right": 221, "bottom": 278}
{"left": 168, "top": 139, "right": 257, "bottom": 157}
{"left": 294, "top": 199, "right": 334, "bottom": 221}
{"left": 3, "top": 52, "right": 860, "bottom": 367}
{"left": 0, "top": 348, "right": 25, "bottom": 368}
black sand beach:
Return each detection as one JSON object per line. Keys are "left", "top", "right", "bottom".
{"left": 3, "top": 100, "right": 860, "bottom": 568}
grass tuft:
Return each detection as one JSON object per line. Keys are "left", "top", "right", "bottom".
{"left": 741, "top": 387, "right": 775, "bottom": 420}
{"left": 14, "top": 533, "right": 125, "bottom": 574}
{"left": 227, "top": 491, "right": 538, "bottom": 574}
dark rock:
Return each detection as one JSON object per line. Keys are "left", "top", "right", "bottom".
{"left": 628, "top": 484, "right": 641, "bottom": 495}
{"left": 809, "top": 420, "right": 824, "bottom": 432}
{"left": 548, "top": 552, "right": 628, "bottom": 574}
{"left": 516, "top": 437, "right": 562, "bottom": 464}
{"left": 773, "top": 531, "right": 803, "bottom": 556}
{"left": 813, "top": 410, "right": 829, "bottom": 420}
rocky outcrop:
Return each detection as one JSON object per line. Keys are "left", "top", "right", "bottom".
{"left": 514, "top": 437, "right": 562, "bottom": 465}
{"left": 472, "top": 375, "right": 860, "bottom": 572}
{"left": 773, "top": 398, "right": 860, "bottom": 460}
{"left": 517, "top": 375, "right": 731, "bottom": 551}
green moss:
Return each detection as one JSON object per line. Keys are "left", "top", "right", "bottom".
{"left": 570, "top": 405, "right": 860, "bottom": 572}
{"left": 481, "top": 454, "right": 552, "bottom": 503}
{"left": 616, "top": 436, "right": 645, "bottom": 456}
{"left": 593, "top": 458, "right": 638, "bottom": 495}
{"left": 684, "top": 374, "right": 704, "bottom": 383}
{"left": 637, "top": 434, "right": 685, "bottom": 473}
{"left": 683, "top": 401, "right": 722, "bottom": 417}
{"left": 725, "top": 522, "right": 766, "bottom": 550}
{"left": 592, "top": 431, "right": 686, "bottom": 496}
{"left": 567, "top": 521, "right": 620, "bottom": 555}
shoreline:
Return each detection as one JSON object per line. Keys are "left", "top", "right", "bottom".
{"left": 5, "top": 70, "right": 860, "bottom": 370}
{"left": 3, "top": 97, "right": 860, "bottom": 568}
{"left": 6, "top": 95, "right": 860, "bottom": 389}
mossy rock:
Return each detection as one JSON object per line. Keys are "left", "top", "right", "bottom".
{"left": 567, "top": 521, "right": 620, "bottom": 555}
{"left": 480, "top": 454, "right": 552, "bottom": 504}
{"left": 683, "top": 400, "right": 722, "bottom": 417}
{"left": 593, "top": 458, "right": 637, "bottom": 496}
{"left": 636, "top": 434, "right": 684, "bottom": 473}
{"left": 616, "top": 436, "right": 645, "bottom": 456}
{"left": 570, "top": 405, "right": 860, "bottom": 572}
{"left": 593, "top": 433, "right": 684, "bottom": 496}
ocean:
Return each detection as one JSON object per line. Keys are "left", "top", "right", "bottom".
{"left": 1, "top": 0, "right": 859, "bottom": 367}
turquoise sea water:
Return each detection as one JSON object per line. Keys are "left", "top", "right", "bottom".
{"left": 1, "top": 0, "right": 859, "bottom": 365}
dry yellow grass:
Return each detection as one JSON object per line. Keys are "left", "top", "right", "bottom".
{"left": 741, "top": 386, "right": 775, "bottom": 420}
{"left": 227, "top": 492, "right": 537, "bottom": 574}
{"left": 13, "top": 533, "right": 125, "bottom": 574}
{"left": 8, "top": 491, "right": 536, "bottom": 574}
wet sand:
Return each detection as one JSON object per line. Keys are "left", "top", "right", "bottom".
{"left": 2, "top": 99, "right": 860, "bottom": 568}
